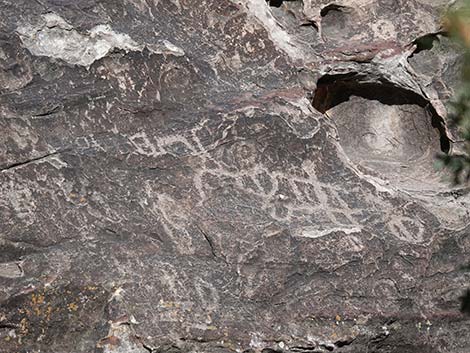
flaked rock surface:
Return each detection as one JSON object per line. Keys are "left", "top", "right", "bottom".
{"left": 1, "top": 0, "right": 470, "bottom": 352}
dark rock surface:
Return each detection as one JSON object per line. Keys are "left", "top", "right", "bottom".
{"left": 1, "top": 0, "right": 470, "bottom": 352}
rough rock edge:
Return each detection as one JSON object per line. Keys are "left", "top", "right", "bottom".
{"left": 16, "top": 13, "right": 185, "bottom": 68}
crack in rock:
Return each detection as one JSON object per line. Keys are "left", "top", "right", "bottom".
{"left": 0, "top": 150, "right": 63, "bottom": 172}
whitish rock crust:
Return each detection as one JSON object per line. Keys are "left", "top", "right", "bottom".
{"left": 1, "top": 0, "right": 469, "bottom": 353}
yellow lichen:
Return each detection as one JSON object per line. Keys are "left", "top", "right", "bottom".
{"left": 68, "top": 302, "right": 79, "bottom": 312}
{"left": 45, "top": 306, "right": 53, "bottom": 321}
{"left": 19, "top": 318, "right": 28, "bottom": 335}
{"left": 32, "top": 293, "right": 43, "bottom": 305}
{"left": 30, "top": 292, "right": 47, "bottom": 317}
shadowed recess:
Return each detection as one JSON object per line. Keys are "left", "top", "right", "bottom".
{"left": 312, "top": 74, "right": 451, "bottom": 154}
{"left": 266, "top": 0, "right": 299, "bottom": 7}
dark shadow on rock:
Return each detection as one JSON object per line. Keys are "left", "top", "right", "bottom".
{"left": 312, "top": 73, "right": 451, "bottom": 154}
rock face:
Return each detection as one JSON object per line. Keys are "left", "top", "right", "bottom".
{"left": 1, "top": 0, "right": 470, "bottom": 352}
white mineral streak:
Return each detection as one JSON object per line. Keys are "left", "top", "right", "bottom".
{"left": 147, "top": 40, "right": 185, "bottom": 57}
{"left": 0, "top": 262, "right": 23, "bottom": 278}
{"left": 296, "top": 226, "right": 363, "bottom": 239}
{"left": 234, "top": 0, "right": 304, "bottom": 61}
{"left": 16, "top": 13, "right": 184, "bottom": 67}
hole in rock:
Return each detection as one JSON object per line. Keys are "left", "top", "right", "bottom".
{"left": 312, "top": 74, "right": 451, "bottom": 190}
{"left": 266, "top": 0, "right": 298, "bottom": 8}
{"left": 267, "top": 0, "right": 283, "bottom": 7}
{"left": 413, "top": 34, "right": 439, "bottom": 54}
{"left": 335, "top": 338, "right": 354, "bottom": 347}
{"left": 410, "top": 32, "right": 447, "bottom": 57}
{"left": 320, "top": 4, "right": 346, "bottom": 17}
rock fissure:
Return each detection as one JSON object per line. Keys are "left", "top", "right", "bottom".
{"left": 0, "top": 150, "right": 63, "bottom": 172}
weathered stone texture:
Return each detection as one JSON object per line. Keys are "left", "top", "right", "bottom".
{"left": 1, "top": 0, "right": 470, "bottom": 352}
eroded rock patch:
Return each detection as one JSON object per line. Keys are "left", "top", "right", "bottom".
{"left": 313, "top": 74, "right": 451, "bottom": 191}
